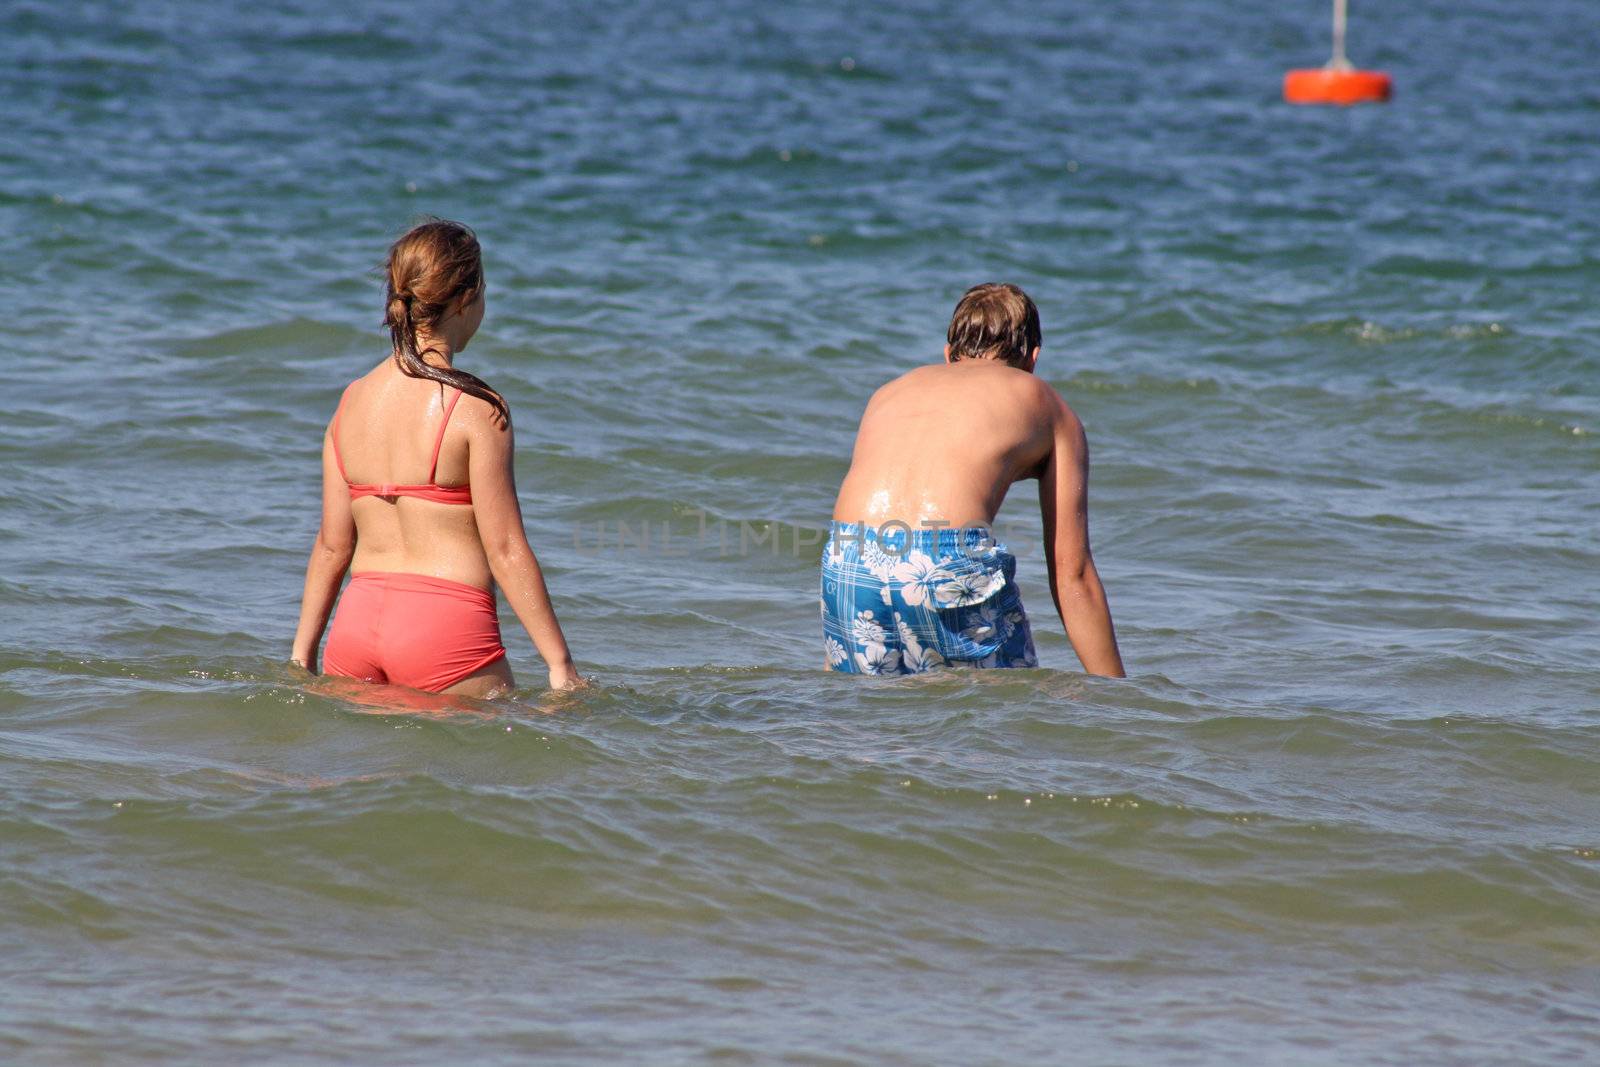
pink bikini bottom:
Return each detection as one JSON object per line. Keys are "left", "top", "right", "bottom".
{"left": 324, "top": 572, "right": 506, "bottom": 692}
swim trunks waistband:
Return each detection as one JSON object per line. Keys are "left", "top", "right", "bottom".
{"left": 827, "top": 520, "right": 999, "bottom": 554}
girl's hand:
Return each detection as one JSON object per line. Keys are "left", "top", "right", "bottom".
{"left": 547, "top": 660, "right": 586, "bottom": 691}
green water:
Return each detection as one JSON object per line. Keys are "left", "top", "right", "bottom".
{"left": 2, "top": 0, "right": 1598, "bottom": 1062}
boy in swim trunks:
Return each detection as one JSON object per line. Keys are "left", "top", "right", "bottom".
{"left": 822, "top": 283, "right": 1125, "bottom": 677}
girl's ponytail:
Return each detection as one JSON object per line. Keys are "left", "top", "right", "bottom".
{"left": 382, "top": 219, "right": 509, "bottom": 424}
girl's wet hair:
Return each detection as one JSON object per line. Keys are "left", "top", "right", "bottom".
{"left": 383, "top": 218, "right": 510, "bottom": 423}
{"left": 946, "top": 283, "right": 1041, "bottom": 369}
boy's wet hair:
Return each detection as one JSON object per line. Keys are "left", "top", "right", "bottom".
{"left": 946, "top": 283, "right": 1041, "bottom": 369}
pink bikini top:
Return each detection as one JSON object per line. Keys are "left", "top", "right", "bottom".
{"left": 330, "top": 385, "right": 473, "bottom": 505}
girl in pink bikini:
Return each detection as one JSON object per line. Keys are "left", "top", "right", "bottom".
{"left": 290, "top": 219, "right": 582, "bottom": 695}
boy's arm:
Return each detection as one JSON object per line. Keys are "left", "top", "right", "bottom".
{"left": 1036, "top": 400, "right": 1125, "bottom": 677}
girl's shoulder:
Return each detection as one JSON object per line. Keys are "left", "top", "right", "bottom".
{"left": 340, "top": 360, "right": 391, "bottom": 399}
{"left": 452, "top": 386, "right": 512, "bottom": 432}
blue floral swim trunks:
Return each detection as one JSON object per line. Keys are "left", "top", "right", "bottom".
{"left": 820, "top": 521, "right": 1038, "bottom": 675}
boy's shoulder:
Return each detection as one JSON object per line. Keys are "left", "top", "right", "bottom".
{"left": 927, "top": 363, "right": 1065, "bottom": 411}
{"left": 872, "top": 362, "right": 1054, "bottom": 409}
{"left": 884, "top": 361, "right": 1054, "bottom": 394}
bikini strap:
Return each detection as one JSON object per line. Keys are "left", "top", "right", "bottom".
{"left": 427, "top": 388, "right": 464, "bottom": 482}
{"left": 329, "top": 385, "right": 352, "bottom": 482}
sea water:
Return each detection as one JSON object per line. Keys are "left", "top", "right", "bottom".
{"left": 2, "top": 0, "right": 1598, "bottom": 1062}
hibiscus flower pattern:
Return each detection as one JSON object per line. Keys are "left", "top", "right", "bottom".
{"left": 936, "top": 566, "right": 1006, "bottom": 608}
{"left": 959, "top": 601, "right": 1032, "bottom": 646}
{"left": 859, "top": 538, "right": 899, "bottom": 581}
{"left": 824, "top": 636, "right": 847, "bottom": 668}
{"left": 895, "top": 612, "right": 946, "bottom": 673}
{"left": 858, "top": 538, "right": 899, "bottom": 604}
{"left": 850, "top": 610, "right": 887, "bottom": 648}
{"left": 854, "top": 642, "right": 902, "bottom": 675}
{"left": 959, "top": 601, "right": 1012, "bottom": 646}
{"left": 891, "top": 551, "right": 952, "bottom": 609}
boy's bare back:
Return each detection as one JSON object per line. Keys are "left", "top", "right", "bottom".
{"left": 833, "top": 360, "right": 1070, "bottom": 530}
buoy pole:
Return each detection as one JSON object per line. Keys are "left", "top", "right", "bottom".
{"left": 1329, "top": 0, "right": 1351, "bottom": 71}
{"left": 1284, "top": 0, "right": 1392, "bottom": 105}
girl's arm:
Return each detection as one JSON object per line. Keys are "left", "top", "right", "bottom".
{"left": 290, "top": 426, "right": 356, "bottom": 672}
{"left": 465, "top": 402, "right": 582, "bottom": 690}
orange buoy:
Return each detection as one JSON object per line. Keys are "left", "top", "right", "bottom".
{"left": 1284, "top": 0, "right": 1392, "bottom": 106}
{"left": 1284, "top": 67, "right": 1392, "bottom": 105}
